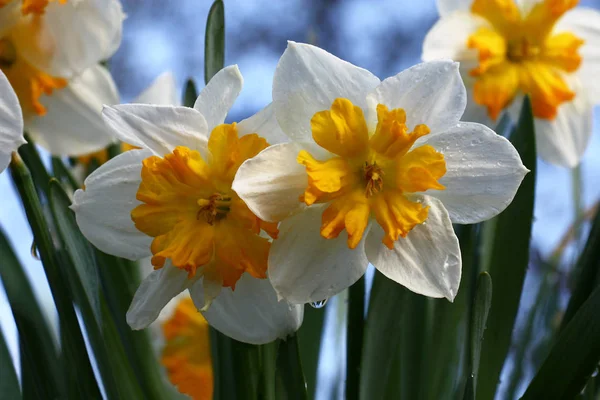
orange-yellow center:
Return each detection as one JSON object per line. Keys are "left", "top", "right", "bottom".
{"left": 298, "top": 98, "right": 447, "bottom": 250}
{"left": 131, "top": 123, "right": 279, "bottom": 293}
{"left": 0, "top": 2, "right": 70, "bottom": 117}
{"left": 0, "top": 0, "right": 67, "bottom": 15}
{"left": 467, "top": 0, "right": 583, "bottom": 120}
{"left": 161, "top": 297, "right": 213, "bottom": 400}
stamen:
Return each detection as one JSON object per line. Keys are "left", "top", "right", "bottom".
{"left": 364, "top": 161, "right": 384, "bottom": 197}
{"left": 196, "top": 194, "right": 231, "bottom": 224}
{"left": 507, "top": 37, "right": 541, "bottom": 63}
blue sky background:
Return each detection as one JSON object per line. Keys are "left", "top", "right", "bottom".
{"left": 1, "top": 0, "right": 600, "bottom": 398}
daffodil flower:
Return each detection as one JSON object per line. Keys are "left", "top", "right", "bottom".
{"left": 0, "top": 0, "right": 124, "bottom": 155}
{"left": 161, "top": 296, "right": 213, "bottom": 400}
{"left": 423, "top": 0, "right": 600, "bottom": 167}
{"left": 71, "top": 65, "right": 303, "bottom": 344}
{"left": 232, "top": 42, "right": 528, "bottom": 303}
{"left": 0, "top": 69, "right": 25, "bottom": 172}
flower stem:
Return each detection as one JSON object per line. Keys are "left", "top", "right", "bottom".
{"left": 571, "top": 163, "right": 584, "bottom": 249}
{"left": 346, "top": 276, "right": 365, "bottom": 400}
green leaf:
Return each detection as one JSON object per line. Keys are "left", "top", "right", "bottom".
{"left": 204, "top": 0, "right": 225, "bottom": 84}
{"left": 360, "top": 271, "right": 409, "bottom": 399}
{"left": 231, "top": 339, "right": 261, "bottom": 400}
{"left": 212, "top": 329, "right": 237, "bottom": 400}
{"left": 297, "top": 304, "right": 326, "bottom": 399}
{"left": 259, "top": 341, "right": 279, "bottom": 400}
{"left": 466, "top": 272, "right": 493, "bottom": 398}
{"left": 425, "top": 224, "right": 479, "bottom": 400}
{"left": 183, "top": 79, "right": 198, "bottom": 108}
{"left": 9, "top": 156, "right": 100, "bottom": 399}
{"left": 346, "top": 276, "right": 365, "bottom": 400}
{"left": 0, "top": 328, "right": 20, "bottom": 399}
{"left": 521, "top": 286, "right": 600, "bottom": 399}
{"left": 561, "top": 206, "right": 600, "bottom": 330}
{"left": 48, "top": 179, "right": 153, "bottom": 399}
{"left": 95, "top": 251, "right": 183, "bottom": 400}
{"left": 0, "top": 227, "right": 58, "bottom": 399}
{"left": 276, "top": 333, "right": 308, "bottom": 400}
{"left": 18, "top": 134, "right": 51, "bottom": 197}
{"left": 477, "top": 97, "right": 536, "bottom": 400}
{"left": 51, "top": 156, "right": 80, "bottom": 193}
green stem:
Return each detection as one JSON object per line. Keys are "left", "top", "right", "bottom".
{"left": 260, "top": 341, "right": 279, "bottom": 400}
{"left": 572, "top": 163, "right": 584, "bottom": 249}
{"left": 231, "top": 339, "right": 261, "bottom": 400}
{"left": 277, "top": 333, "right": 308, "bottom": 400}
{"left": 346, "top": 276, "right": 365, "bottom": 400}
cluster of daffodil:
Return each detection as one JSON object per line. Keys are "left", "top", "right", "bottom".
{"left": 1, "top": 0, "right": 599, "bottom": 398}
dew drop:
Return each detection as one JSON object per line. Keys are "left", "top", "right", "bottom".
{"left": 310, "top": 299, "right": 328, "bottom": 309}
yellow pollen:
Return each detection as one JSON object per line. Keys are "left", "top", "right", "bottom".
{"left": 364, "top": 162, "right": 384, "bottom": 197}
{"left": 300, "top": 98, "right": 446, "bottom": 249}
{"left": 467, "top": 0, "right": 583, "bottom": 120}
{"left": 131, "top": 124, "right": 278, "bottom": 289}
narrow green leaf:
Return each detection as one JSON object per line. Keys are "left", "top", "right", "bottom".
{"left": 48, "top": 180, "right": 101, "bottom": 322}
{"left": 232, "top": 339, "right": 261, "bottom": 400}
{"left": 18, "top": 134, "right": 50, "bottom": 196}
{"left": 213, "top": 329, "right": 237, "bottom": 400}
{"left": 204, "top": 0, "right": 225, "bottom": 84}
{"left": 360, "top": 271, "right": 409, "bottom": 399}
{"left": 477, "top": 97, "right": 536, "bottom": 400}
{"left": 51, "top": 156, "right": 80, "bottom": 193}
{"left": 467, "top": 272, "right": 493, "bottom": 397}
{"left": 425, "top": 224, "right": 479, "bottom": 400}
{"left": 276, "top": 333, "right": 308, "bottom": 400}
{"left": 0, "top": 227, "right": 57, "bottom": 399}
{"left": 0, "top": 328, "right": 20, "bottom": 399}
{"left": 183, "top": 79, "right": 198, "bottom": 108}
{"left": 297, "top": 304, "right": 326, "bottom": 399}
{"left": 95, "top": 251, "right": 184, "bottom": 400}
{"left": 9, "top": 156, "right": 100, "bottom": 398}
{"left": 48, "top": 180, "right": 151, "bottom": 399}
{"left": 259, "top": 341, "right": 280, "bottom": 400}
{"left": 561, "top": 206, "right": 600, "bottom": 330}
{"left": 346, "top": 276, "right": 365, "bottom": 400}
{"left": 521, "top": 286, "right": 600, "bottom": 399}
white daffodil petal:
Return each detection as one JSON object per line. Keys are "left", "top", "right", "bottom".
{"left": 366, "top": 197, "right": 461, "bottom": 301}
{"left": 133, "top": 72, "right": 180, "bottom": 106}
{"left": 556, "top": 8, "right": 600, "bottom": 103}
{"left": 26, "top": 65, "right": 118, "bottom": 156}
{"left": 72, "top": 149, "right": 153, "bottom": 260}
{"left": 272, "top": 41, "right": 380, "bottom": 141}
{"left": 422, "top": 11, "right": 484, "bottom": 69}
{"left": 102, "top": 104, "right": 209, "bottom": 157}
{"left": 232, "top": 142, "right": 321, "bottom": 223}
{"left": 237, "top": 103, "right": 289, "bottom": 145}
{"left": 127, "top": 263, "right": 192, "bottom": 330}
{"left": 420, "top": 122, "right": 528, "bottom": 224}
{"left": 367, "top": 61, "right": 466, "bottom": 133}
{"left": 436, "top": 0, "right": 473, "bottom": 16}
{"left": 534, "top": 86, "right": 593, "bottom": 168}
{"left": 0, "top": 70, "right": 24, "bottom": 173}
{"left": 189, "top": 274, "right": 304, "bottom": 344}
{"left": 15, "top": 0, "right": 125, "bottom": 78}
{"left": 268, "top": 206, "right": 369, "bottom": 304}
{"left": 193, "top": 65, "right": 243, "bottom": 131}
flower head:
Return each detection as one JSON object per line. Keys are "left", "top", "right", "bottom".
{"left": 71, "top": 65, "right": 303, "bottom": 344}
{"left": 0, "top": 69, "right": 25, "bottom": 173}
{"left": 423, "top": 0, "right": 600, "bottom": 167}
{"left": 0, "top": 0, "right": 124, "bottom": 155}
{"left": 232, "top": 42, "right": 528, "bottom": 304}
{"left": 161, "top": 296, "right": 213, "bottom": 400}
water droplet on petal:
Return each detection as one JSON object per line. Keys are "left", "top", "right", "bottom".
{"left": 310, "top": 299, "right": 328, "bottom": 309}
